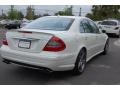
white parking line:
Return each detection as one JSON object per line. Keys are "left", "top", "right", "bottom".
{"left": 90, "top": 64, "right": 111, "bottom": 69}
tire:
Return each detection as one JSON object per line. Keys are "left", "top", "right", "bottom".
{"left": 117, "top": 35, "right": 120, "bottom": 38}
{"left": 73, "top": 49, "right": 87, "bottom": 75}
{"left": 102, "top": 39, "right": 109, "bottom": 55}
{"left": 117, "top": 30, "right": 120, "bottom": 38}
{"left": 17, "top": 26, "right": 19, "bottom": 29}
{"left": 117, "top": 34, "right": 120, "bottom": 38}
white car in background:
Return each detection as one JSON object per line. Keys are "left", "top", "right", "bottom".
{"left": 20, "top": 21, "right": 31, "bottom": 28}
{"left": 95, "top": 21, "right": 102, "bottom": 25}
{"left": 99, "top": 20, "right": 120, "bottom": 38}
{"left": 0, "top": 16, "right": 109, "bottom": 75}
{"left": 0, "top": 20, "right": 8, "bottom": 25}
{"left": 20, "top": 22, "right": 29, "bottom": 28}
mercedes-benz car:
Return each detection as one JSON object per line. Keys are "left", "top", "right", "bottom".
{"left": 0, "top": 16, "right": 109, "bottom": 75}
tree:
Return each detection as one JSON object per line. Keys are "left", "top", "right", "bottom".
{"left": 86, "top": 13, "right": 93, "bottom": 19}
{"left": 17, "top": 11, "right": 24, "bottom": 20}
{"left": 55, "top": 5, "right": 73, "bottom": 16}
{"left": 7, "top": 5, "right": 24, "bottom": 20}
{"left": 34, "top": 14, "right": 42, "bottom": 19}
{"left": 43, "top": 13, "right": 50, "bottom": 16}
{"left": 64, "top": 5, "right": 73, "bottom": 16}
{"left": 7, "top": 5, "right": 19, "bottom": 20}
{"left": 25, "top": 5, "right": 35, "bottom": 20}
{"left": 86, "top": 5, "right": 120, "bottom": 20}
{"left": 55, "top": 11, "right": 65, "bottom": 16}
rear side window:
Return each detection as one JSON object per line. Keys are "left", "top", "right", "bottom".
{"left": 23, "top": 17, "right": 74, "bottom": 31}
{"left": 79, "top": 22, "right": 85, "bottom": 33}
{"left": 80, "top": 19, "right": 100, "bottom": 34}
{"left": 87, "top": 20, "right": 100, "bottom": 34}
{"left": 101, "top": 21, "right": 117, "bottom": 26}
{"left": 82, "top": 20, "right": 94, "bottom": 33}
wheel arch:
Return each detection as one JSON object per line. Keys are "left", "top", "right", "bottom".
{"left": 73, "top": 46, "right": 87, "bottom": 74}
{"left": 75, "top": 46, "right": 87, "bottom": 64}
{"left": 78, "top": 46, "right": 87, "bottom": 56}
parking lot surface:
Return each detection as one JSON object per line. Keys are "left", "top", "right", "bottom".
{"left": 0, "top": 29, "right": 120, "bottom": 85}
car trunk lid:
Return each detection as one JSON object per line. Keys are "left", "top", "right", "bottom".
{"left": 6, "top": 29, "right": 56, "bottom": 53}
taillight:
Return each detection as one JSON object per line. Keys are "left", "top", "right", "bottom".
{"left": 2, "top": 39, "right": 8, "bottom": 45}
{"left": 43, "top": 36, "right": 66, "bottom": 52}
{"left": 115, "top": 27, "right": 119, "bottom": 30}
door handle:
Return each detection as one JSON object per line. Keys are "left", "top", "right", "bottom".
{"left": 85, "top": 37, "right": 88, "bottom": 40}
{"left": 96, "top": 36, "right": 99, "bottom": 40}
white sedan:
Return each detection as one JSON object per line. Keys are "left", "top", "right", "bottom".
{"left": 99, "top": 20, "right": 120, "bottom": 38}
{"left": 0, "top": 16, "right": 109, "bottom": 75}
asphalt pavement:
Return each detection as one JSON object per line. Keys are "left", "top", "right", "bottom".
{"left": 0, "top": 30, "right": 120, "bottom": 85}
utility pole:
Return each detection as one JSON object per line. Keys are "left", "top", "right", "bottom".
{"left": 2, "top": 9, "right": 3, "bottom": 15}
{"left": 1, "top": 9, "right": 3, "bottom": 19}
{"left": 79, "top": 7, "right": 81, "bottom": 16}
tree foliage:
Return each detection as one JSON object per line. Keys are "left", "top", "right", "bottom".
{"left": 55, "top": 5, "right": 73, "bottom": 16}
{"left": 7, "top": 5, "right": 18, "bottom": 20}
{"left": 34, "top": 14, "right": 42, "bottom": 19}
{"left": 25, "top": 5, "right": 35, "bottom": 20}
{"left": 86, "top": 5, "right": 120, "bottom": 20}
{"left": 7, "top": 5, "right": 24, "bottom": 20}
{"left": 43, "top": 13, "right": 50, "bottom": 16}
{"left": 17, "top": 11, "right": 24, "bottom": 20}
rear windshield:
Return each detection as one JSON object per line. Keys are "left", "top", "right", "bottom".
{"left": 23, "top": 17, "right": 74, "bottom": 31}
{"left": 101, "top": 21, "right": 117, "bottom": 26}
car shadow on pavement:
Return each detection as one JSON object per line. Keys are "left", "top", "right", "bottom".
{"left": 15, "top": 66, "right": 73, "bottom": 77}
{"left": 8, "top": 65, "right": 74, "bottom": 84}
{"left": 9, "top": 54, "right": 104, "bottom": 84}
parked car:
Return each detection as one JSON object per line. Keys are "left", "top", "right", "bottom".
{"left": 0, "top": 20, "right": 8, "bottom": 25}
{"left": 95, "top": 21, "right": 102, "bottom": 25}
{"left": 0, "top": 16, "right": 109, "bottom": 75}
{"left": 20, "top": 21, "right": 31, "bottom": 28}
{"left": 5, "top": 20, "right": 21, "bottom": 29}
{"left": 99, "top": 20, "right": 120, "bottom": 38}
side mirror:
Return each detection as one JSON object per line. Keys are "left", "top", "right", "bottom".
{"left": 101, "top": 30, "right": 106, "bottom": 33}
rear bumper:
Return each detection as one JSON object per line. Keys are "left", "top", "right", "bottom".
{"left": 105, "top": 30, "right": 119, "bottom": 35}
{"left": 0, "top": 46, "right": 75, "bottom": 71}
{"left": 2, "top": 59, "right": 53, "bottom": 72}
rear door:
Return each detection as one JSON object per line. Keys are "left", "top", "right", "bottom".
{"left": 87, "top": 20, "right": 105, "bottom": 53}
{"left": 80, "top": 19, "right": 97, "bottom": 58}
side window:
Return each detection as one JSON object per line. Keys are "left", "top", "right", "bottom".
{"left": 79, "top": 21, "right": 85, "bottom": 33}
{"left": 82, "top": 20, "right": 93, "bottom": 33}
{"left": 87, "top": 20, "right": 100, "bottom": 34}
{"left": 94, "top": 23, "right": 100, "bottom": 33}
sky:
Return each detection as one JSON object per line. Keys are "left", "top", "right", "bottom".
{"left": 0, "top": 5, "right": 92, "bottom": 16}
